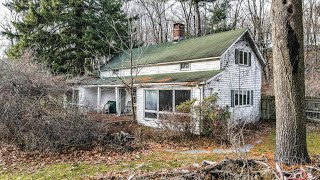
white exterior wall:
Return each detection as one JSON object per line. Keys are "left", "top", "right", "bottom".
{"left": 204, "top": 38, "right": 262, "bottom": 121}
{"left": 80, "top": 87, "right": 98, "bottom": 109}
{"left": 78, "top": 87, "right": 117, "bottom": 110}
{"left": 100, "top": 87, "right": 116, "bottom": 109}
{"left": 100, "top": 59, "right": 220, "bottom": 78}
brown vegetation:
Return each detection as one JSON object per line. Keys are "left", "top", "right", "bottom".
{"left": 0, "top": 54, "right": 129, "bottom": 152}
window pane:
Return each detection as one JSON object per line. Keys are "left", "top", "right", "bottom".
{"left": 145, "top": 90, "right": 157, "bottom": 110}
{"left": 235, "top": 91, "right": 238, "bottom": 106}
{"left": 181, "top": 63, "right": 190, "bottom": 69}
{"left": 239, "top": 92, "right": 243, "bottom": 105}
{"left": 145, "top": 112, "right": 157, "bottom": 119}
{"left": 247, "top": 91, "right": 250, "bottom": 105}
{"left": 244, "top": 91, "right": 246, "bottom": 104}
{"left": 159, "top": 90, "right": 173, "bottom": 111}
{"left": 175, "top": 90, "right": 191, "bottom": 106}
{"left": 66, "top": 91, "right": 73, "bottom": 103}
{"left": 244, "top": 52, "right": 248, "bottom": 65}
{"left": 74, "top": 90, "right": 79, "bottom": 104}
{"left": 240, "top": 51, "right": 244, "bottom": 64}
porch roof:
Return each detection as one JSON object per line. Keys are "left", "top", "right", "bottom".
{"left": 81, "top": 70, "right": 222, "bottom": 86}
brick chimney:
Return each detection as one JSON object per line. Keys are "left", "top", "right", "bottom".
{"left": 173, "top": 23, "right": 185, "bottom": 42}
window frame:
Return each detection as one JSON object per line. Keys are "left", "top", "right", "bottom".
{"left": 231, "top": 89, "right": 253, "bottom": 107}
{"left": 112, "top": 69, "right": 119, "bottom": 75}
{"left": 180, "top": 63, "right": 191, "bottom": 71}
{"left": 66, "top": 89, "right": 79, "bottom": 105}
{"left": 235, "top": 49, "right": 252, "bottom": 66}
{"left": 143, "top": 89, "right": 192, "bottom": 120}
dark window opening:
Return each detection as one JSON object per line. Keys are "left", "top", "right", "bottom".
{"left": 159, "top": 90, "right": 173, "bottom": 111}
{"left": 180, "top": 63, "right": 190, "bottom": 70}
{"left": 175, "top": 90, "right": 191, "bottom": 106}
{"left": 145, "top": 112, "right": 157, "bottom": 119}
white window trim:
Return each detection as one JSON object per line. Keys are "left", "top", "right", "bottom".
{"left": 180, "top": 63, "right": 191, "bottom": 71}
{"left": 238, "top": 50, "right": 251, "bottom": 66}
{"left": 143, "top": 89, "right": 192, "bottom": 120}
{"left": 233, "top": 89, "right": 253, "bottom": 107}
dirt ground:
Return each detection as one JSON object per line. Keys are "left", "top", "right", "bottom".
{"left": 0, "top": 120, "right": 319, "bottom": 179}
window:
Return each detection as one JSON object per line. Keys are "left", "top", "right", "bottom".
{"left": 144, "top": 89, "right": 191, "bottom": 119}
{"left": 180, "top": 63, "right": 190, "bottom": 70}
{"left": 112, "top": 69, "right": 119, "bottom": 74}
{"left": 145, "top": 90, "right": 157, "bottom": 110}
{"left": 175, "top": 90, "right": 191, "bottom": 106}
{"left": 159, "top": 90, "right": 173, "bottom": 111}
{"left": 235, "top": 49, "right": 252, "bottom": 66}
{"left": 66, "top": 89, "right": 79, "bottom": 104}
{"left": 231, "top": 90, "right": 253, "bottom": 107}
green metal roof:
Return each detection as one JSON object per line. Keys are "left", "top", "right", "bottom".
{"left": 102, "top": 29, "right": 246, "bottom": 70}
{"left": 81, "top": 70, "right": 222, "bottom": 86}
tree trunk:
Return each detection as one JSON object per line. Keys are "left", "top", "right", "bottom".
{"left": 194, "top": 0, "right": 201, "bottom": 37}
{"left": 271, "top": 0, "right": 311, "bottom": 165}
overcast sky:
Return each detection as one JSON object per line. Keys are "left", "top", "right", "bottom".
{"left": 0, "top": 0, "right": 9, "bottom": 57}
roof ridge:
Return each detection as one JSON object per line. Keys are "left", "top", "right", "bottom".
{"left": 102, "top": 29, "right": 247, "bottom": 70}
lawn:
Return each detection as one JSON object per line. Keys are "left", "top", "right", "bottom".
{"left": 1, "top": 123, "right": 320, "bottom": 179}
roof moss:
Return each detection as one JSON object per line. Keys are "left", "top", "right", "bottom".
{"left": 81, "top": 70, "right": 222, "bottom": 86}
{"left": 102, "top": 29, "right": 246, "bottom": 70}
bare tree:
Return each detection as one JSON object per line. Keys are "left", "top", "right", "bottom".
{"left": 271, "top": 0, "right": 311, "bottom": 165}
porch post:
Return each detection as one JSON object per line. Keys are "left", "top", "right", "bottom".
{"left": 97, "top": 86, "right": 101, "bottom": 112}
{"left": 115, "top": 87, "right": 120, "bottom": 115}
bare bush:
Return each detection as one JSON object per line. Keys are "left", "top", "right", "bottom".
{"left": 0, "top": 53, "right": 112, "bottom": 152}
{"left": 156, "top": 95, "right": 232, "bottom": 143}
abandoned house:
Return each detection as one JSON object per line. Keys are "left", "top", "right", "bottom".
{"left": 71, "top": 24, "right": 266, "bottom": 128}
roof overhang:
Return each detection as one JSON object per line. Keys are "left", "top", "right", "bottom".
{"left": 78, "top": 70, "right": 222, "bottom": 87}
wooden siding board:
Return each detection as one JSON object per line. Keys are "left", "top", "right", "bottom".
{"left": 205, "top": 38, "right": 262, "bottom": 121}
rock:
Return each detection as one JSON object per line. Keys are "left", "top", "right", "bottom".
{"left": 192, "top": 163, "right": 201, "bottom": 168}
{"left": 202, "top": 160, "right": 217, "bottom": 166}
{"left": 180, "top": 169, "right": 190, "bottom": 174}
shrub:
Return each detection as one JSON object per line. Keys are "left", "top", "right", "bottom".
{"left": 158, "top": 95, "right": 230, "bottom": 142}
{"left": 194, "top": 95, "right": 230, "bottom": 141}
{"left": 0, "top": 53, "right": 112, "bottom": 152}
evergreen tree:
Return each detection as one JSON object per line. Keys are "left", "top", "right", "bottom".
{"left": 2, "top": 0, "right": 128, "bottom": 75}
{"left": 207, "top": 0, "right": 232, "bottom": 34}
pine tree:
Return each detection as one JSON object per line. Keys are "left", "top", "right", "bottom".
{"left": 2, "top": 0, "right": 128, "bottom": 75}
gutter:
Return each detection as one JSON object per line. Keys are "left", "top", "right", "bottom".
{"left": 80, "top": 82, "right": 202, "bottom": 88}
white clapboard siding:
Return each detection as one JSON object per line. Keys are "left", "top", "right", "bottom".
{"left": 204, "top": 38, "right": 262, "bottom": 121}
{"left": 100, "top": 60, "right": 220, "bottom": 78}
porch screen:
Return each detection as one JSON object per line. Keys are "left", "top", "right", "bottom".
{"left": 145, "top": 90, "right": 157, "bottom": 110}
{"left": 144, "top": 89, "right": 191, "bottom": 120}
{"left": 175, "top": 90, "right": 191, "bottom": 106}
{"left": 159, "top": 90, "right": 173, "bottom": 111}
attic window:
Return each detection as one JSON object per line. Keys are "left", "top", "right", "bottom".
{"left": 112, "top": 69, "right": 119, "bottom": 74}
{"left": 180, "top": 63, "right": 190, "bottom": 70}
{"left": 235, "top": 49, "right": 251, "bottom": 66}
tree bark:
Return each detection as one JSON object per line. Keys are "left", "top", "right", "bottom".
{"left": 271, "top": 0, "right": 311, "bottom": 165}
{"left": 194, "top": 0, "right": 201, "bottom": 37}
